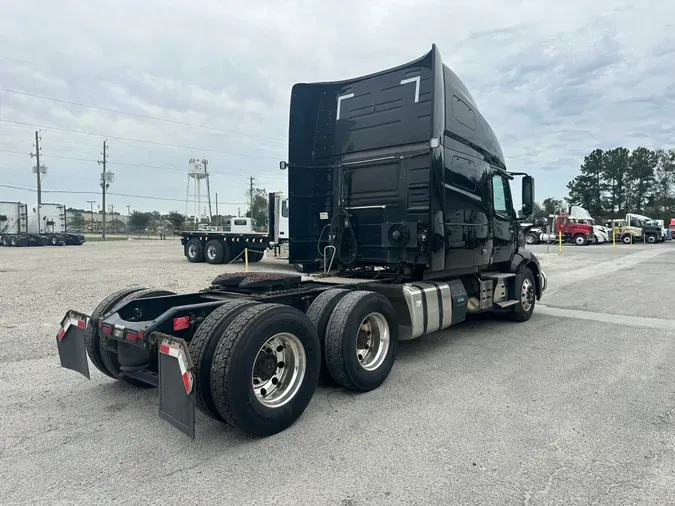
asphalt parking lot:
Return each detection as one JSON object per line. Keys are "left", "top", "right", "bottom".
{"left": 1, "top": 240, "right": 674, "bottom": 505}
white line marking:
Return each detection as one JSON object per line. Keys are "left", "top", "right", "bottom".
{"left": 400, "top": 76, "right": 420, "bottom": 103}
{"left": 536, "top": 305, "right": 675, "bottom": 332}
{"left": 544, "top": 247, "right": 671, "bottom": 296}
{"left": 336, "top": 93, "right": 354, "bottom": 120}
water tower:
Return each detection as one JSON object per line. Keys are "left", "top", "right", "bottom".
{"left": 185, "top": 158, "right": 212, "bottom": 226}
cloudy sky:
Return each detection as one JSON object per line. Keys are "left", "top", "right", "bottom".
{"left": 1, "top": 0, "right": 674, "bottom": 217}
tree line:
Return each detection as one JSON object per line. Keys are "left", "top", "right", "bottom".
{"left": 67, "top": 187, "right": 271, "bottom": 231}
{"left": 565, "top": 147, "right": 675, "bottom": 221}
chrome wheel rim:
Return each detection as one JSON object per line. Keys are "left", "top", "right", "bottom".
{"left": 206, "top": 244, "right": 216, "bottom": 260}
{"left": 521, "top": 278, "right": 534, "bottom": 312}
{"left": 188, "top": 243, "right": 197, "bottom": 257}
{"left": 575, "top": 236, "right": 584, "bottom": 245}
{"left": 356, "top": 312, "right": 390, "bottom": 371}
{"left": 526, "top": 235, "right": 534, "bottom": 244}
{"left": 252, "top": 332, "right": 306, "bottom": 408}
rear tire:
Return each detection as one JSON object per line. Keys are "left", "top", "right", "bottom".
{"left": 188, "top": 300, "right": 260, "bottom": 421}
{"left": 306, "top": 288, "right": 351, "bottom": 383}
{"left": 99, "top": 289, "right": 176, "bottom": 387}
{"left": 324, "top": 291, "right": 399, "bottom": 392}
{"left": 247, "top": 250, "right": 264, "bottom": 262}
{"left": 186, "top": 238, "right": 204, "bottom": 263}
{"left": 205, "top": 239, "right": 225, "bottom": 264}
{"left": 210, "top": 304, "right": 321, "bottom": 437}
{"left": 506, "top": 267, "right": 536, "bottom": 322}
{"left": 84, "top": 287, "right": 146, "bottom": 380}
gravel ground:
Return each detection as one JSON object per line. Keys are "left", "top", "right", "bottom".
{"left": 1, "top": 240, "right": 674, "bottom": 505}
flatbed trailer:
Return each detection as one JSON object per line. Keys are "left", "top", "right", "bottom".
{"left": 55, "top": 44, "right": 549, "bottom": 439}
{"left": 180, "top": 230, "right": 270, "bottom": 264}
{"left": 180, "top": 192, "right": 288, "bottom": 264}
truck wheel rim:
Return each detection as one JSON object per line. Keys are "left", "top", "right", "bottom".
{"left": 188, "top": 243, "right": 197, "bottom": 257}
{"left": 521, "top": 278, "right": 534, "bottom": 312}
{"left": 252, "top": 332, "right": 306, "bottom": 408}
{"left": 526, "top": 235, "right": 534, "bottom": 244}
{"left": 575, "top": 236, "right": 584, "bottom": 245}
{"left": 206, "top": 244, "right": 216, "bottom": 260}
{"left": 356, "top": 312, "right": 390, "bottom": 372}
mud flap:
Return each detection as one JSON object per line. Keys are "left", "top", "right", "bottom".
{"left": 156, "top": 333, "right": 196, "bottom": 439}
{"left": 56, "top": 311, "right": 91, "bottom": 379}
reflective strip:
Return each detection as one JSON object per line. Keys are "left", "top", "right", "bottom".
{"left": 159, "top": 339, "right": 193, "bottom": 394}
{"left": 57, "top": 316, "right": 86, "bottom": 341}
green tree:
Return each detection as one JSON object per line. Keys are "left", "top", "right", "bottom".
{"left": 566, "top": 149, "right": 605, "bottom": 216}
{"left": 601, "top": 147, "right": 630, "bottom": 218}
{"left": 541, "top": 198, "right": 564, "bottom": 215}
{"left": 626, "top": 147, "right": 658, "bottom": 213}
{"left": 245, "top": 188, "right": 268, "bottom": 227}
{"left": 70, "top": 213, "right": 84, "bottom": 227}
{"left": 650, "top": 148, "right": 675, "bottom": 220}
{"left": 167, "top": 211, "right": 186, "bottom": 230}
{"left": 128, "top": 210, "right": 151, "bottom": 228}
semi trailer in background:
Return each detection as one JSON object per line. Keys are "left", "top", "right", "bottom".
{"left": 0, "top": 201, "right": 85, "bottom": 247}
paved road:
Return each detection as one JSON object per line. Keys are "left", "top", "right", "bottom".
{"left": 1, "top": 241, "right": 674, "bottom": 505}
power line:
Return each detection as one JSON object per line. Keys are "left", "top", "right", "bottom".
{"left": 0, "top": 147, "right": 287, "bottom": 180}
{"left": 0, "top": 182, "right": 249, "bottom": 204}
{"left": 0, "top": 120, "right": 285, "bottom": 160}
{"left": 0, "top": 87, "right": 286, "bottom": 142}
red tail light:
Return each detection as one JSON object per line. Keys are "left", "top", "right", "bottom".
{"left": 125, "top": 331, "right": 138, "bottom": 342}
{"left": 101, "top": 325, "right": 112, "bottom": 335}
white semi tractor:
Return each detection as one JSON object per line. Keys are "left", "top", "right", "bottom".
{"left": 0, "top": 201, "right": 85, "bottom": 247}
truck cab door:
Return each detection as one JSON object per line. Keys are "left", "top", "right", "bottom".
{"left": 491, "top": 173, "right": 516, "bottom": 265}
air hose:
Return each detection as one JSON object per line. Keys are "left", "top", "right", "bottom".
{"left": 331, "top": 209, "right": 358, "bottom": 267}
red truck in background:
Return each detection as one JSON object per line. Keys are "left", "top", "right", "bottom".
{"left": 525, "top": 214, "right": 595, "bottom": 246}
{"left": 669, "top": 219, "right": 675, "bottom": 239}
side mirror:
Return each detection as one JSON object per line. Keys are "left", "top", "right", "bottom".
{"left": 521, "top": 175, "right": 534, "bottom": 217}
{"left": 279, "top": 161, "right": 288, "bottom": 171}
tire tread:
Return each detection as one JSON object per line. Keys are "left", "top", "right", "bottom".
{"left": 189, "top": 300, "right": 259, "bottom": 420}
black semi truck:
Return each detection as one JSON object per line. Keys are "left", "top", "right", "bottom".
{"left": 56, "top": 44, "right": 547, "bottom": 439}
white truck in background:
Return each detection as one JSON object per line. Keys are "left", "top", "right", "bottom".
{"left": 0, "top": 201, "right": 86, "bottom": 247}
{"left": 569, "top": 206, "right": 611, "bottom": 243}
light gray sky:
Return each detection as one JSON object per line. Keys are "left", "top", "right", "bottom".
{"left": 1, "top": 0, "right": 674, "bottom": 217}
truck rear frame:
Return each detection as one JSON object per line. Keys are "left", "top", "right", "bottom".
{"left": 57, "top": 263, "right": 546, "bottom": 439}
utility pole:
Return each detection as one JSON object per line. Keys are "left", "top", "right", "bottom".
{"left": 204, "top": 159, "right": 212, "bottom": 222}
{"left": 98, "top": 140, "right": 113, "bottom": 240}
{"left": 249, "top": 176, "right": 255, "bottom": 218}
{"left": 125, "top": 205, "right": 130, "bottom": 225}
{"left": 215, "top": 192, "right": 218, "bottom": 228}
{"left": 29, "top": 131, "right": 43, "bottom": 233}
{"left": 86, "top": 200, "right": 95, "bottom": 232}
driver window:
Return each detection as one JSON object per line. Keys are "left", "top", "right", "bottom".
{"left": 281, "top": 200, "right": 289, "bottom": 218}
{"left": 492, "top": 174, "right": 509, "bottom": 216}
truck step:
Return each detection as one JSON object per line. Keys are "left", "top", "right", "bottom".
{"left": 494, "top": 299, "right": 519, "bottom": 309}
{"left": 482, "top": 272, "right": 516, "bottom": 280}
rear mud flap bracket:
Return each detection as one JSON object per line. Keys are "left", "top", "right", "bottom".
{"left": 156, "top": 333, "right": 196, "bottom": 439}
{"left": 56, "top": 311, "right": 91, "bottom": 379}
